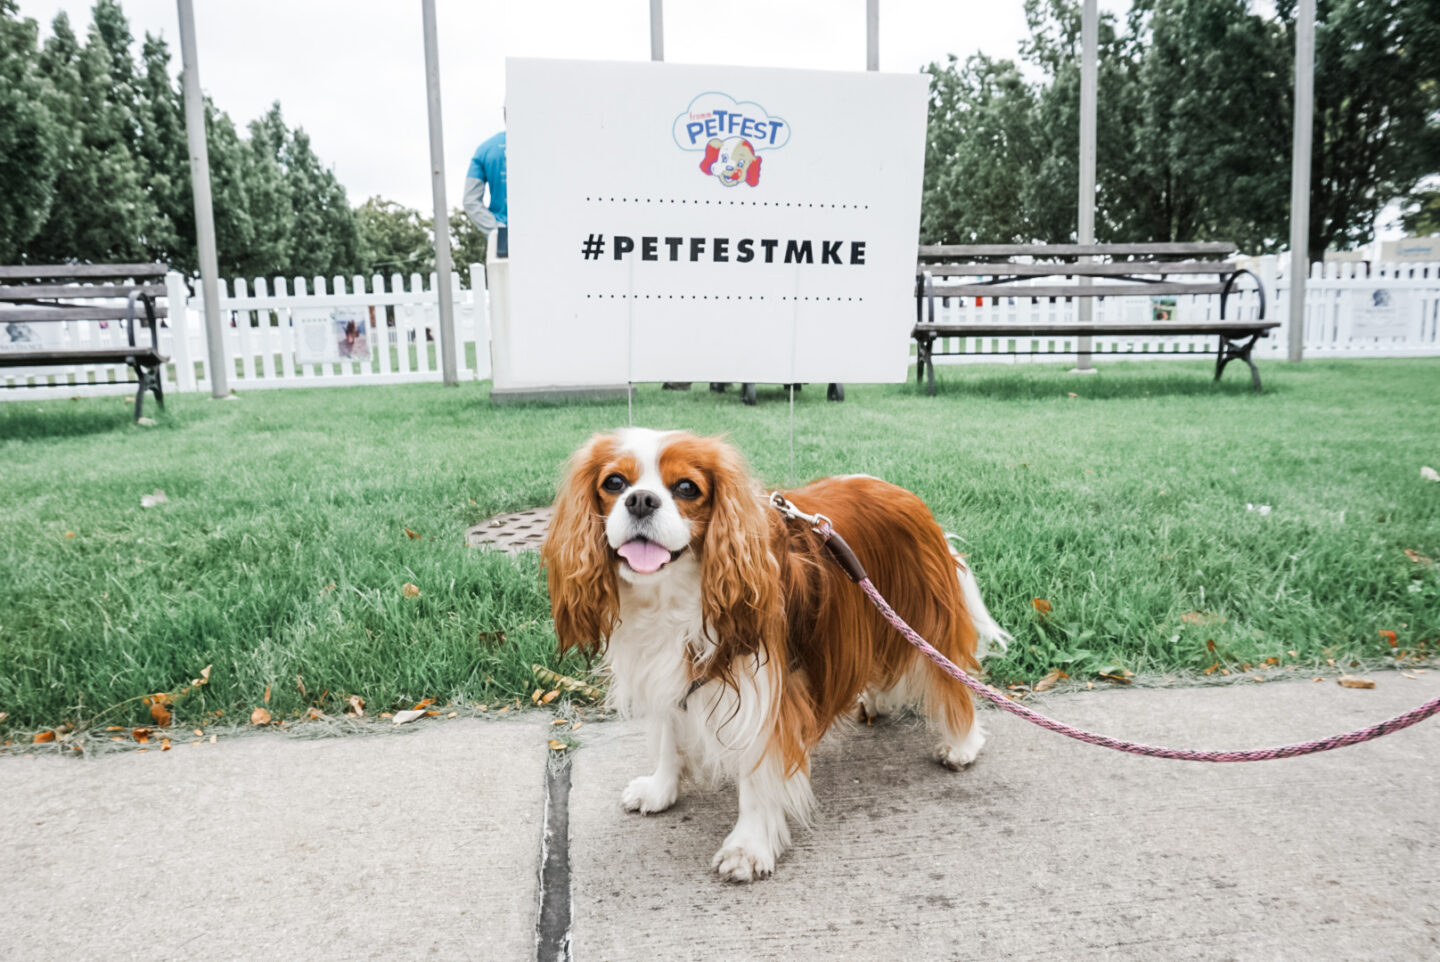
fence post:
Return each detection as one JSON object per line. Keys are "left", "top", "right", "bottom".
{"left": 166, "top": 272, "right": 196, "bottom": 392}
{"left": 470, "top": 262, "right": 491, "bottom": 380}
{"left": 1256, "top": 254, "right": 1279, "bottom": 355}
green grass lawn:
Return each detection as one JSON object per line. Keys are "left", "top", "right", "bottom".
{"left": 3, "top": 358, "right": 1438, "bottom": 741}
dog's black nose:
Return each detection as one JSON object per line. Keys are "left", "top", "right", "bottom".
{"left": 625, "top": 489, "right": 661, "bottom": 519}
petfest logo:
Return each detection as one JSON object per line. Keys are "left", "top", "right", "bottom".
{"left": 672, "top": 92, "right": 790, "bottom": 189}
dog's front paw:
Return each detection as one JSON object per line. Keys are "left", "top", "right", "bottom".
{"left": 621, "top": 775, "right": 678, "bottom": 814}
{"left": 711, "top": 837, "right": 777, "bottom": 883}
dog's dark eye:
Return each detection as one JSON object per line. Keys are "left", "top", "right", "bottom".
{"left": 672, "top": 479, "right": 701, "bottom": 500}
{"left": 601, "top": 473, "right": 628, "bottom": 493}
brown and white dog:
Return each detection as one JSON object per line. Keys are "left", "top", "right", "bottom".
{"left": 540, "top": 429, "right": 1009, "bottom": 881}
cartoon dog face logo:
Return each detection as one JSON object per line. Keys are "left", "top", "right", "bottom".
{"left": 700, "top": 137, "right": 762, "bottom": 187}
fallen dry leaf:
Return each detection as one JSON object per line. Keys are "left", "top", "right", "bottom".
{"left": 571, "top": 721, "right": 583, "bottom": 732}
{"left": 209, "top": 734, "right": 217, "bottom": 744}
{"left": 304, "top": 707, "right": 326, "bottom": 721}
{"left": 531, "top": 689, "right": 544, "bottom": 704}
{"left": 401, "top": 582, "right": 420, "bottom": 599}
{"left": 263, "top": 685, "right": 271, "bottom": 704}
{"left": 132, "top": 728, "right": 152, "bottom": 743}
{"left": 1031, "top": 598, "right": 1052, "bottom": 615}
{"left": 551, "top": 718, "right": 568, "bottom": 726}
{"left": 140, "top": 489, "right": 168, "bottom": 508}
{"left": 1203, "top": 662, "right": 1220, "bottom": 675}
{"left": 548, "top": 739, "right": 567, "bottom": 751}
{"left": 447, "top": 711, "right": 457, "bottom": 718}
{"left": 346, "top": 695, "right": 365, "bottom": 717}
{"left": 193, "top": 728, "right": 204, "bottom": 736}
{"left": 250, "top": 707, "right": 272, "bottom": 725}
{"left": 404, "top": 528, "right": 422, "bottom": 540}
{"left": 33, "top": 731, "right": 55, "bottom": 744}
{"left": 541, "top": 689, "right": 560, "bottom": 705}
{"left": 161, "top": 738, "right": 172, "bottom": 751}
{"left": 199, "top": 665, "right": 212, "bottom": 683}
{"left": 1379, "top": 629, "right": 1398, "bottom": 647}
{"left": 64, "top": 531, "right": 75, "bottom": 539}
{"left": 1251, "top": 675, "right": 1265, "bottom": 682}
{"left": 1404, "top": 548, "right": 1433, "bottom": 565}
{"left": 148, "top": 702, "right": 171, "bottom": 727}
{"left": 1337, "top": 676, "right": 1375, "bottom": 689}
{"left": 412, "top": 697, "right": 435, "bottom": 710}
{"left": 392, "top": 709, "right": 426, "bottom": 725}
{"left": 1033, "top": 669, "right": 1064, "bottom": 693}
{"left": 1421, "top": 466, "right": 1440, "bottom": 483}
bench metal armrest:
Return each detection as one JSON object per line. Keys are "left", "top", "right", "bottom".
{"left": 1219, "top": 268, "right": 1266, "bottom": 322}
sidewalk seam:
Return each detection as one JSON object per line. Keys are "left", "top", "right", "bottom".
{"left": 535, "top": 753, "right": 572, "bottom": 962}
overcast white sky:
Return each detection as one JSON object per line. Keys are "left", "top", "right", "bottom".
{"left": 16, "top": 0, "right": 1132, "bottom": 213}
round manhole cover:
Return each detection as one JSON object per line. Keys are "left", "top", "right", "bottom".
{"left": 466, "top": 506, "right": 554, "bottom": 556}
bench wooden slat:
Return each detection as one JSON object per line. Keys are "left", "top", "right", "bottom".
{"left": 928, "top": 282, "right": 1229, "bottom": 298}
{"left": 0, "top": 263, "right": 169, "bottom": 281}
{"left": 0, "top": 283, "right": 169, "bottom": 300}
{"left": 920, "top": 260, "right": 1238, "bottom": 278}
{"left": 918, "top": 242, "right": 1236, "bottom": 259}
{"left": 0, "top": 347, "right": 168, "bottom": 366}
{"left": 0, "top": 304, "right": 170, "bottom": 322}
{"left": 914, "top": 321, "right": 1278, "bottom": 337}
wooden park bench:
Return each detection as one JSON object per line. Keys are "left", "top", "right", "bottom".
{"left": 913, "top": 242, "right": 1278, "bottom": 393}
{"left": 0, "top": 263, "right": 170, "bottom": 420}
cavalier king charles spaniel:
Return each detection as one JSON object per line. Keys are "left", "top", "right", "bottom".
{"left": 540, "top": 428, "right": 1009, "bottom": 882}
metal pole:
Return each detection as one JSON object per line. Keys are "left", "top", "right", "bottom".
{"left": 650, "top": 0, "right": 663, "bottom": 61}
{"left": 866, "top": 0, "right": 879, "bottom": 71}
{"left": 1287, "top": 0, "right": 1315, "bottom": 363}
{"left": 1077, "top": 0, "right": 1094, "bottom": 374}
{"left": 421, "top": 0, "right": 458, "bottom": 385}
{"left": 176, "top": 0, "right": 228, "bottom": 398}
{"left": 1074, "top": 0, "right": 1098, "bottom": 373}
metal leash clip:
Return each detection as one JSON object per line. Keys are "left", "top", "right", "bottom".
{"left": 768, "top": 491, "right": 830, "bottom": 532}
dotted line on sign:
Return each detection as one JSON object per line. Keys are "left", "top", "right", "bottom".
{"left": 584, "top": 294, "right": 865, "bottom": 302}
{"left": 584, "top": 196, "right": 869, "bottom": 209}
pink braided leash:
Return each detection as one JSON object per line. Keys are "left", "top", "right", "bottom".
{"left": 774, "top": 495, "right": 1440, "bottom": 763}
{"left": 855, "top": 577, "right": 1440, "bottom": 762}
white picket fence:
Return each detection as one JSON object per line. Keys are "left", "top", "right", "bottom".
{"left": 2, "top": 265, "right": 491, "bottom": 400}
{"left": 4, "top": 255, "right": 1438, "bottom": 400}
{"left": 923, "top": 255, "right": 1440, "bottom": 364}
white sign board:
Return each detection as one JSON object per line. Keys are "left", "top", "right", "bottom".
{"left": 1350, "top": 288, "right": 1412, "bottom": 339}
{"left": 505, "top": 59, "right": 929, "bottom": 386}
{"left": 294, "top": 308, "right": 371, "bottom": 364}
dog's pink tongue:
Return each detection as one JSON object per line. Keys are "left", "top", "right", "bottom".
{"left": 618, "top": 539, "right": 671, "bottom": 573}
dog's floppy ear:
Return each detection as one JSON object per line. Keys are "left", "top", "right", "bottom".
{"left": 700, "top": 138, "right": 723, "bottom": 175}
{"left": 697, "top": 438, "right": 782, "bottom": 684}
{"left": 745, "top": 152, "right": 762, "bottom": 187}
{"left": 540, "top": 434, "right": 620, "bottom": 657}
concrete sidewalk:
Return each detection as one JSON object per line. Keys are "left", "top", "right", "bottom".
{"left": 2, "top": 674, "right": 1438, "bottom": 962}
{"left": 569, "top": 673, "right": 1440, "bottom": 962}
{"left": 0, "top": 718, "right": 551, "bottom": 962}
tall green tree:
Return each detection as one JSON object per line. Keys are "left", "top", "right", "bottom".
{"left": 357, "top": 196, "right": 433, "bottom": 278}
{"left": 1281, "top": 0, "right": 1440, "bottom": 258}
{"left": 920, "top": 54, "right": 1042, "bottom": 244}
{"left": 0, "top": 1, "right": 58, "bottom": 261}
{"left": 26, "top": 7, "right": 158, "bottom": 263}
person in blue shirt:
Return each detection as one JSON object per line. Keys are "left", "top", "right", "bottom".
{"left": 464, "top": 129, "right": 507, "bottom": 255}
